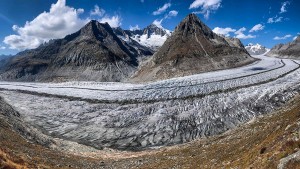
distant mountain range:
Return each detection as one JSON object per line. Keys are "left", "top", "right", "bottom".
{"left": 0, "top": 14, "right": 254, "bottom": 82}
{"left": 114, "top": 24, "right": 171, "bottom": 51}
{"left": 245, "top": 43, "right": 270, "bottom": 55}
{"left": 267, "top": 36, "right": 300, "bottom": 58}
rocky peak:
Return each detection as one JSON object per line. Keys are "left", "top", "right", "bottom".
{"left": 131, "top": 13, "right": 254, "bottom": 82}
{"left": 143, "top": 24, "right": 167, "bottom": 37}
{"left": 74, "top": 20, "right": 117, "bottom": 42}
{"left": 175, "top": 13, "right": 214, "bottom": 38}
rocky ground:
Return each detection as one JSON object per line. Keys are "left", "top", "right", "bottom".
{"left": 1, "top": 94, "right": 300, "bottom": 168}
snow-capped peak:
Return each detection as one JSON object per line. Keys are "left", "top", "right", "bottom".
{"left": 131, "top": 24, "right": 172, "bottom": 51}
{"left": 113, "top": 24, "right": 172, "bottom": 51}
{"left": 245, "top": 43, "right": 270, "bottom": 55}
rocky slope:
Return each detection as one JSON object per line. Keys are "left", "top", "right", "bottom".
{"left": 131, "top": 14, "right": 254, "bottom": 82}
{"left": 0, "top": 20, "right": 153, "bottom": 82}
{"left": 245, "top": 43, "right": 270, "bottom": 55}
{"left": 267, "top": 36, "right": 300, "bottom": 58}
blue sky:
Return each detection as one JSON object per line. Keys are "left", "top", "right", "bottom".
{"left": 0, "top": 0, "right": 299, "bottom": 55}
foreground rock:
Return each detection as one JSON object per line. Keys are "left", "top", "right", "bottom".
{"left": 131, "top": 14, "right": 254, "bottom": 82}
{"left": 0, "top": 20, "right": 153, "bottom": 82}
{"left": 267, "top": 36, "right": 300, "bottom": 58}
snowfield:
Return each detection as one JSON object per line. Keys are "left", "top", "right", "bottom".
{"left": 0, "top": 55, "right": 300, "bottom": 150}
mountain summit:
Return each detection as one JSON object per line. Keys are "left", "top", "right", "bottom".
{"left": 131, "top": 14, "right": 254, "bottom": 82}
{"left": 0, "top": 20, "right": 152, "bottom": 82}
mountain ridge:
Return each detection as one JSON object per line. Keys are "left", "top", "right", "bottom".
{"left": 266, "top": 36, "right": 300, "bottom": 58}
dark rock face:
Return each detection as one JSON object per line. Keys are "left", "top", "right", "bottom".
{"left": 267, "top": 36, "right": 300, "bottom": 58}
{"left": 131, "top": 14, "right": 254, "bottom": 82}
{"left": 0, "top": 20, "right": 152, "bottom": 82}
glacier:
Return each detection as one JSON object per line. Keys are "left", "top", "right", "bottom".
{"left": 0, "top": 55, "right": 300, "bottom": 150}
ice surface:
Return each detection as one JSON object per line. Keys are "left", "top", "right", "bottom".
{"left": 0, "top": 55, "right": 299, "bottom": 150}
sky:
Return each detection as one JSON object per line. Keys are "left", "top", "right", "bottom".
{"left": 0, "top": 0, "right": 299, "bottom": 55}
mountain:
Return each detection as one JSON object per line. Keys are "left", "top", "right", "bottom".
{"left": 0, "top": 54, "right": 12, "bottom": 60}
{"left": 0, "top": 20, "right": 153, "bottom": 82}
{"left": 131, "top": 14, "right": 254, "bottom": 82}
{"left": 114, "top": 24, "right": 171, "bottom": 51}
{"left": 0, "top": 54, "right": 13, "bottom": 69}
{"left": 266, "top": 36, "right": 300, "bottom": 58}
{"left": 245, "top": 43, "right": 270, "bottom": 55}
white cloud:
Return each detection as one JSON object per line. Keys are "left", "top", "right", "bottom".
{"left": 189, "top": 0, "right": 222, "bottom": 19}
{"left": 3, "top": 0, "right": 88, "bottom": 50}
{"left": 273, "top": 34, "right": 292, "bottom": 40}
{"left": 267, "top": 16, "right": 283, "bottom": 23}
{"left": 0, "top": 46, "right": 6, "bottom": 50}
{"left": 129, "top": 25, "right": 140, "bottom": 31}
{"left": 153, "top": 10, "right": 178, "bottom": 28}
{"left": 280, "top": 1, "right": 290, "bottom": 14}
{"left": 212, "top": 27, "right": 236, "bottom": 37}
{"left": 153, "top": 3, "right": 171, "bottom": 15}
{"left": 249, "top": 24, "right": 264, "bottom": 32}
{"left": 164, "top": 10, "right": 178, "bottom": 19}
{"left": 212, "top": 26, "right": 256, "bottom": 39}
{"left": 234, "top": 27, "right": 256, "bottom": 39}
{"left": 152, "top": 19, "right": 163, "bottom": 29}
{"left": 90, "top": 5, "right": 105, "bottom": 17}
{"left": 168, "top": 10, "right": 178, "bottom": 17}
{"left": 3, "top": 0, "right": 123, "bottom": 50}
{"left": 99, "top": 15, "right": 121, "bottom": 28}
